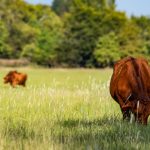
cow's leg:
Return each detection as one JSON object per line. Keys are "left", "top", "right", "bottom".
{"left": 116, "top": 93, "right": 131, "bottom": 121}
{"left": 143, "top": 116, "right": 148, "bottom": 125}
{"left": 122, "top": 109, "right": 131, "bottom": 121}
{"left": 22, "top": 81, "right": 26, "bottom": 87}
{"left": 134, "top": 113, "right": 148, "bottom": 125}
{"left": 11, "top": 82, "right": 17, "bottom": 88}
{"left": 10, "top": 82, "right": 15, "bottom": 88}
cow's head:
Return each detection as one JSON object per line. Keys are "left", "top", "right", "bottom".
{"left": 122, "top": 101, "right": 147, "bottom": 124}
{"left": 4, "top": 70, "right": 17, "bottom": 84}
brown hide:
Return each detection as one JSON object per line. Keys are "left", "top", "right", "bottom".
{"left": 110, "top": 57, "right": 150, "bottom": 125}
{"left": 4, "top": 70, "right": 27, "bottom": 87}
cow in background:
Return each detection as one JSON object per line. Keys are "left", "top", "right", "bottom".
{"left": 4, "top": 70, "right": 27, "bottom": 87}
{"left": 110, "top": 56, "right": 150, "bottom": 125}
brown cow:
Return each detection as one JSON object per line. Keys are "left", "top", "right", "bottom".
{"left": 4, "top": 70, "right": 27, "bottom": 87}
{"left": 110, "top": 56, "right": 150, "bottom": 125}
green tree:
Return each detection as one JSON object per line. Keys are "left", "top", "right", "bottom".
{"left": 0, "top": 0, "right": 63, "bottom": 66}
{"left": 52, "top": 0, "right": 116, "bottom": 16}
{"left": 22, "top": 4, "right": 63, "bottom": 66}
{"left": 132, "top": 16, "right": 150, "bottom": 59}
{"left": 118, "top": 21, "right": 146, "bottom": 58}
{"left": 57, "top": 0, "right": 126, "bottom": 67}
{"left": 52, "top": 0, "right": 74, "bottom": 16}
{"left": 94, "top": 32, "right": 120, "bottom": 67}
{"left": 0, "top": 21, "right": 12, "bottom": 58}
{"left": 21, "top": 43, "right": 41, "bottom": 63}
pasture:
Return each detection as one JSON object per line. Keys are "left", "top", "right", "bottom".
{"left": 0, "top": 68, "right": 150, "bottom": 149}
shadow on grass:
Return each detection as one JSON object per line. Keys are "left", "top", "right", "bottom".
{"left": 58, "top": 117, "right": 121, "bottom": 128}
{"left": 3, "top": 116, "right": 150, "bottom": 149}
{"left": 51, "top": 117, "right": 150, "bottom": 150}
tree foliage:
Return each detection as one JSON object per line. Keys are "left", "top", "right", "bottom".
{"left": 57, "top": 0, "right": 127, "bottom": 67}
{"left": 52, "top": 0, "right": 74, "bottom": 16}
{"left": 94, "top": 32, "right": 120, "bottom": 67}
{"left": 0, "top": 0, "right": 63, "bottom": 66}
{"left": 0, "top": 0, "right": 150, "bottom": 67}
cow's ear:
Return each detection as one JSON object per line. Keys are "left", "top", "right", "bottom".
{"left": 122, "top": 103, "right": 132, "bottom": 111}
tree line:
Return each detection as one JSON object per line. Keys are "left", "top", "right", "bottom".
{"left": 0, "top": 0, "right": 150, "bottom": 67}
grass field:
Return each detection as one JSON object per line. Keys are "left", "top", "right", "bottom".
{"left": 0, "top": 68, "right": 150, "bottom": 149}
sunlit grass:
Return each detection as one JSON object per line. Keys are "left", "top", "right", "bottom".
{"left": 0, "top": 68, "right": 149, "bottom": 149}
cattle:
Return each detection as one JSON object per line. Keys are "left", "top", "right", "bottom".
{"left": 110, "top": 56, "right": 150, "bottom": 125}
{"left": 4, "top": 70, "right": 27, "bottom": 87}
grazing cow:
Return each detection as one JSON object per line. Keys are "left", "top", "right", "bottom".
{"left": 110, "top": 56, "right": 150, "bottom": 125}
{"left": 4, "top": 70, "right": 27, "bottom": 87}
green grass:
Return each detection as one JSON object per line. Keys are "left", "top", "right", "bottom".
{"left": 0, "top": 68, "right": 150, "bottom": 149}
